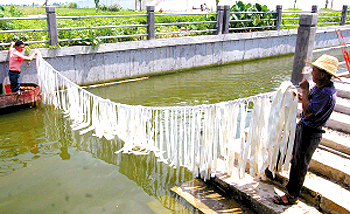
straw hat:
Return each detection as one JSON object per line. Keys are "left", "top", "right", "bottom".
{"left": 305, "top": 54, "right": 340, "bottom": 80}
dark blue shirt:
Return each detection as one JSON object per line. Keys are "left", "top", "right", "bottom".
{"left": 301, "top": 82, "right": 336, "bottom": 129}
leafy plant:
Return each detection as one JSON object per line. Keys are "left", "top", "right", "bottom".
{"left": 99, "top": 4, "right": 122, "bottom": 12}
{"left": 229, "top": 1, "right": 274, "bottom": 32}
{"left": 94, "top": 0, "right": 99, "bottom": 12}
{"left": 68, "top": 2, "right": 77, "bottom": 9}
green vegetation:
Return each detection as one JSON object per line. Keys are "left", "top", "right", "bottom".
{"left": 68, "top": 2, "right": 77, "bottom": 9}
{"left": 281, "top": 9, "right": 349, "bottom": 29}
{"left": 0, "top": 5, "right": 217, "bottom": 50}
{"left": 229, "top": 1, "right": 275, "bottom": 32}
{"left": 0, "top": 4, "right": 348, "bottom": 50}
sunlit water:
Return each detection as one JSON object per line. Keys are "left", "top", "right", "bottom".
{"left": 0, "top": 50, "right": 346, "bottom": 213}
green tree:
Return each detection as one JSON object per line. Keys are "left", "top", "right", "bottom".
{"left": 68, "top": 2, "right": 77, "bottom": 8}
{"left": 294, "top": 0, "right": 297, "bottom": 9}
{"left": 325, "top": 0, "right": 329, "bottom": 8}
{"left": 94, "top": 0, "right": 99, "bottom": 12}
{"left": 216, "top": 0, "right": 220, "bottom": 7}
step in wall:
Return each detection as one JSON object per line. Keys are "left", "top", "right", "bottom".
{"left": 211, "top": 160, "right": 322, "bottom": 214}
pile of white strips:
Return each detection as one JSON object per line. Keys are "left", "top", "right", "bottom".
{"left": 36, "top": 53, "right": 299, "bottom": 181}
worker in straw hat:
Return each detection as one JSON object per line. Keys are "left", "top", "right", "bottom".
{"left": 273, "top": 54, "right": 340, "bottom": 205}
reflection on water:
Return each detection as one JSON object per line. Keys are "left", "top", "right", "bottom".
{"left": 0, "top": 51, "right": 345, "bottom": 213}
{"left": 0, "top": 106, "right": 196, "bottom": 213}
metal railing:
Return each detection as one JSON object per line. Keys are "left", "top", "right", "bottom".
{"left": 0, "top": 4, "right": 349, "bottom": 48}
{"left": 280, "top": 5, "right": 349, "bottom": 28}
{"left": 228, "top": 11, "right": 277, "bottom": 32}
{"left": 154, "top": 12, "right": 218, "bottom": 36}
{"left": 56, "top": 13, "right": 148, "bottom": 43}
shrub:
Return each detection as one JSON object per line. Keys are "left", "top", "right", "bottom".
{"left": 229, "top": 1, "right": 275, "bottom": 32}
{"left": 68, "top": 2, "right": 77, "bottom": 9}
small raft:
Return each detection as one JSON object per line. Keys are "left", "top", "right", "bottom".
{"left": 0, "top": 83, "right": 41, "bottom": 110}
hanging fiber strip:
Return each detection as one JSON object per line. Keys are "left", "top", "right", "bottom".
{"left": 36, "top": 53, "right": 298, "bottom": 181}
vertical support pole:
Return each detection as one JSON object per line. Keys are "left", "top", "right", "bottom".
{"left": 147, "top": 6, "right": 155, "bottom": 40}
{"left": 341, "top": 5, "right": 348, "bottom": 26}
{"left": 312, "top": 5, "right": 318, "bottom": 13}
{"left": 276, "top": 5, "right": 282, "bottom": 30}
{"left": 223, "top": 5, "right": 230, "bottom": 34}
{"left": 46, "top": 6, "right": 58, "bottom": 46}
{"left": 291, "top": 13, "right": 318, "bottom": 85}
{"left": 216, "top": 6, "right": 224, "bottom": 35}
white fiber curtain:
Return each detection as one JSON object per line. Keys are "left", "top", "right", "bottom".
{"left": 36, "top": 53, "right": 298, "bottom": 181}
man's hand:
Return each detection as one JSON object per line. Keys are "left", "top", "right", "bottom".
{"left": 299, "top": 78, "right": 309, "bottom": 90}
{"left": 9, "top": 41, "right": 15, "bottom": 51}
{"left": 299, "top": 78, "right": 312, "bottom": 117}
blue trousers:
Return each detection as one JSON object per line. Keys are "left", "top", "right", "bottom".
{"left": 286, "top": 122, "right": 322, "bottom": 197}
{"left": 8, "top": 71, "right": 21, "bottom": 92}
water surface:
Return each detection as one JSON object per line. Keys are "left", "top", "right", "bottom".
{"left": 0, "top": 50, "right": 346, "bottom": 213}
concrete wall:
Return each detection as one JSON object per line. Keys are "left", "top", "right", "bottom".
{"left": 1, "top": 25, "right": 349, "bottom": 86}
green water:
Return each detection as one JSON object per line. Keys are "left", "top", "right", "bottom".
{"left": 90, "top": 56, "right": 294, "bottom": 106}
{"left": 0, "top": 51, "right": 346, "bottom": 213}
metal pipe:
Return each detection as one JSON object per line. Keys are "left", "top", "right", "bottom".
{"left": 155, "top": 21, "right": 216, "bottom": 26}
{"left": 155, "top": 29, "right": 216, "bottom": 35}
{"left": 56, "top": 14, "right": 147, "bottom": 19}
{"left": 155, "top": 13, "right": 217, "bottom": 16}
{"left": 0, "top": 29, "right": 48, "bottom": 34}
{"left": 0, "top": 17, "right": 47, "bottom": 21}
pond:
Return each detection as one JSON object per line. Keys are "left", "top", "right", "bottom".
{"left": 0, "top": 50, "right": 345, "bottom": 213}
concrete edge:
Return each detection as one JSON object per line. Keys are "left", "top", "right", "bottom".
{"left": 334, "top": 97, "right": 350, "bottom": 115}
{"left": 310, "top": 149, "right": 350, "bottom": 187}
{"left": 269, "top": 169, "right": 350, "bottom": 214}
{"left": 321, "top": 132, "right": 350, "bottom": 156}
{"left": 170, "top": 186, "right": 216, "bottom": 214}
{"left": 210, "top": 174, "right": 277, "bottom": 214}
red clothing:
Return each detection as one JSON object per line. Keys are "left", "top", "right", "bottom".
{"left": 9, "top": 48, "right": 25, "bottom": 71}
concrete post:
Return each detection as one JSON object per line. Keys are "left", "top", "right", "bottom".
{"left": 46, "top": 6, "right": 58, "bottom": 46}
{"left": 291, "top": 13, "right": 318, "bottom": 85}
{"left": 216, "top": 6, "right": 224, "bottom": 35}
{"left": 341, "top": 5, "right": 348, "bottom": 26}
{"left": 275, "top": 5, "right": 282, "bottom": 31}
{"left": 147, "top": 6, "right": 155, "bottom": 40}
{"left": 312, "top": 5, "right": 318, "bottom": 13}
{"left": 223, "top": 5, "right": 230, "bottom": 34}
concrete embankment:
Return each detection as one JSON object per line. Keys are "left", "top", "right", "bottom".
{"left": 1, "top": 26, "right": 350, "bottom": 86}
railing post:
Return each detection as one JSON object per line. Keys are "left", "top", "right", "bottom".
{"left": 312, "top": 5, "right": 318, "bottom": 13}
{"left": 147, "top": 6, "right": 155, "bottom": 40}
{"left": 276, "top": 5, "right": 282, "bottom": 30}
{"left": 216, "top": 5, "right": 224, "bottom": 35}
{"left": 223, "top": 5, "right": 230, "bottom": 34}
{"left": 46, "top": 6, "right": 58, "bottom": 46}
{"left": 341, "top": 5, "right": 348, "bottom": 25}
{"left": 291, "top": 13, "right": 318, "bottom": 85}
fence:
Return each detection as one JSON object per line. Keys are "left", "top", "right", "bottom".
{"left": 0, "top": 5, "right": 349, "bottom": 48}
{"left": 281, "top": 5, "right": 349, "bottom": 28}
